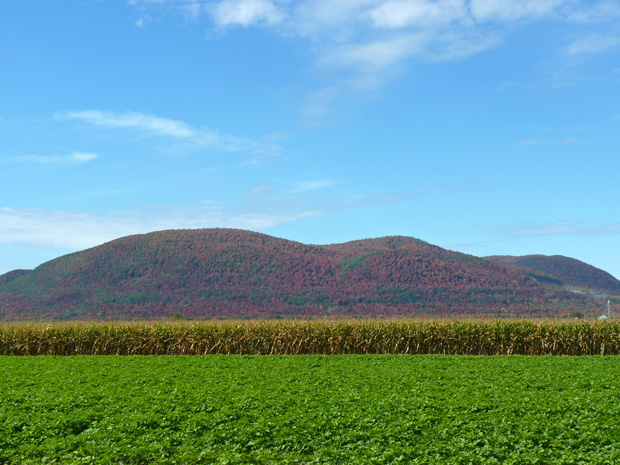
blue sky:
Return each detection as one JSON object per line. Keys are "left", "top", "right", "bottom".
{"left": 1, "top": 0, "right": 620, "bottom": 278}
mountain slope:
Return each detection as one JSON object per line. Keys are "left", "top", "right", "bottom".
{"left": 0, "top": 229, "right": 600, "bottom": 320}
{"left": 484, "top": 255, "right": 620, "bottom": 294}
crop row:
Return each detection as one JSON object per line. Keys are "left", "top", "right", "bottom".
{"left": 4, "top": 355, "right": 620, "bottom": 464}
{"left": 1, "top": 319, "right": 620, "bottom": 355}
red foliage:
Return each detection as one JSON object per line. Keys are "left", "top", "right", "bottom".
{"left": 0, "top": 229, "right": 603, "bottom": 320}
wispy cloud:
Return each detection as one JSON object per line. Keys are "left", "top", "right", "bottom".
{"left": 469, "top": 0, "right": 567, "bottom": 22}
{"left": 127, "top": 0, "right": 620, "bottom": 116}
{"left": 429, "top": 31, "right": 501, "bottom": 61}
{"left": 211, "top": 0, "right": 284, "bottom": 28}
{"left": 567, "top": 0, "right": 620, "bottom": 23}
{"left": 322, "top": 34, "right": 429, "bottom": 75}
{"left": 368, "top": 0, "right": 468, "bottom": 29}
{"left": 181, "top": 1, "right": 203, "bottom": 22}
{"left": 61, "top": 110, "right": 194, "bottom": 138}
{"left": 0, "top": 206, "right": 321, "bottom": 250}
{"left": 290, "top": 179, "right": 339, "bottom": 193}
{"left": 0, "top": 181, "right": 411, "bottom": 251}
{"left": 244, "top": 184, "right": 275, "bottom": 199}
{"left": 2, "top": 152, "right": 98, "bottom": 165}
{"left": 567, "top": 34, "right": 620, "bottom": 55}
{"left": 300, "top": 87, "right": 342, "bottom": 123}
{"left": 59, "top": 188, "right": 139, "bottom": 200}
{"left": 129, "top": 0, "right": 620, "bottom": 57}
{"left": 512, "top": 125, "right": 587, "bottom": 147}
{"left": 57, "top": 110, "right": 280, "bottom": 159}
{"left": 492, "top": 219, "right": 620, "bottom": 238}
{"left": 135, "top": 14, "right": 160, "bottom": 28}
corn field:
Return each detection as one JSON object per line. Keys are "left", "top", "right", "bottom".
{"left": 1, "top": 319, "right": 620, "bottom": 356}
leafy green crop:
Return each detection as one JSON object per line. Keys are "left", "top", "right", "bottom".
{"left": 2, "top": 355, "right": 620, "bottom": 464}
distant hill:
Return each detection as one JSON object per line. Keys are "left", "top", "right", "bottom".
{"left": 0, "top": 269, "right": 31, "bottom": 286}
{"left": 0, "top": 228, "right": 603, "bottom": 320}
{"left": 484, "top": 255, "right": 620, "bottom": 294}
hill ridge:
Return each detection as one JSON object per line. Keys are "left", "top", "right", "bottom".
{"left": 484, "top": 254, "right": 620, "bottom": 293}
{"left": 0, "top": 228, "right": 612, "bottom": 320}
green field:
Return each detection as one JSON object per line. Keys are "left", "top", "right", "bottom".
{"left": 2, "top": 355, "right": 620, "bottom": 464}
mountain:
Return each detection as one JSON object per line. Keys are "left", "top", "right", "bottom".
{"left": 484, "top": 255, "right": 620, "bottom": 294}
{"left": 0, "top": 228, "right": 606, "bottom": 320}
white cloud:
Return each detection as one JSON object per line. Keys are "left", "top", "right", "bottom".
{"left": 323, "top": 34, "right": 429, "bottom": 73}
{"left": 430, "top": 30, "right": 500, "bottom": 61}
{"left": 3, "top": 152, "right": 98, "bottom": 165}
{"left": 304, "top": 27, "right": 499, "bottom": 117}
{"left": 303, "top": 33, "right": 431, "bottom": 114}
{"left": 568, "top": 0, "right": 620, "bottom": 23}
{"left": 128, "top": 0, "right": 617, "bottom": 49}
{"left": 287, "top": 0, "right": 377, "bottom": 38}
{"left": 181, "top": 1, "right": 203, "bottom": 21}
{"left": 369, "top": 0, "right": 467, "bottom": 29}
{"left": 516, "top": 139, "right": 538, "bottom": 146}
{"left": 291, "top": 179, "right": 339, "bottom": 193}
{"left": 135, "top": 14, "right": 161, "bottom": 28}
{"left": 71, "top": 153, "right": 99, "bottom": 163}
{"left": 469, "top": 0, "right": 567, "bottom": 22}
{"left": 61, "top": 110, "right": 194, "bottom": 138}
{"left": 126, "top": 0, "right": 620, "bottom": 115}
{"left": 245, "top": 184, "right": 275, "bottom": 198}
{"left": 0, "top": 206, "right": 322, "bottom": 250}
{"left": 300, "top": 87, "right": 341, "bottom": 122}
{"left": 567, "top": 34, "right": 620, "bottom": 55}
{"left": 58, "top": 110, "right": 280, "bottom": 158}
{"left": 211, "top": 0, "right": 284, "bottom": 27}
{"left": 494, "top": 220, "right": 620, "bottom": 238}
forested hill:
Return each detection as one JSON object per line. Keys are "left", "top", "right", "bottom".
{"left": 0, "top": 228, "right": 605, "bottom": 320}
{"left": 0, "top": 270, "right": 31, "bottom": 286}
{"left": 484, "top": 255, "right": 620, "bottom": 294}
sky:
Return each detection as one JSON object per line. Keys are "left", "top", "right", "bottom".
{"left": 1, "top": 0, "right": 620, "bottom": 278}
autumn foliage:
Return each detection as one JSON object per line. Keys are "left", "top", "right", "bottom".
{"left": 0, "top": 229, "right": 610, "bottom": 320}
